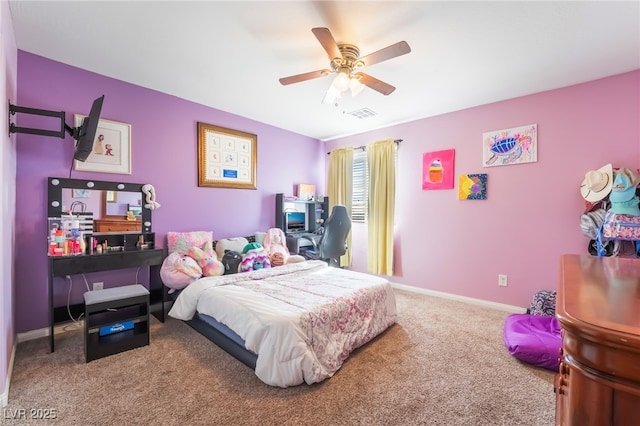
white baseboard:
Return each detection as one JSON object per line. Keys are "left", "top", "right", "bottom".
{"left": 391, "top": 282, "right": 525, "bottom": 313}
{"left": 16, "top": 327, "right": 48, "bottom": 343}
{"left": 1, "top": 342, "right": 16, "bottom": 408}
{"left": 17, "top": 322, "right": 82, "bottom": 344}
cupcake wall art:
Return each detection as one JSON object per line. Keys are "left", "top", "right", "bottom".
{"left": 422, "top": 149, "right": 455, "bottom": 190}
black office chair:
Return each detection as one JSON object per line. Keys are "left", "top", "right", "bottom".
{"left": 307, "top": 205, "right": 351, "bottom": 267}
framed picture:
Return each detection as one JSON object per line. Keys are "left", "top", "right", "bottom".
{"left": 197, "top": 122, "right": 257, "bottom": 189}
{"left": 73, "top": 116, "right": 131, "bottom": 174}
{"left": 482, "top": 123, "right": 537, "bottom": 167}
{"left": 458, "top": 173, "right": 488, "bottom": 200}
{"left": 72, "top": 189, "right": 90, "bottom": 198}
{"left": 422, "top": 149, "right": 455, "bottom": 190}
{"left": 297, "top": 184, "right": 316, "bottom": 201}
{"left": 105, "top": 190, "right": 117, "bottom": 203}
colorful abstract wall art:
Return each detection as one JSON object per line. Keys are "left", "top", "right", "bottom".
{"left": 458, "top": 174, "right": 487, "bottom": 200}
{"left": 482, "top": 124, "right": 537, "bottom": 167}
{"left": 422, "top": 149, "right": 455, "bottom": 190}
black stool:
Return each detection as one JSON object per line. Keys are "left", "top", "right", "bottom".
{"left": 83, "top": 284, "right": 150, "bottom": 362}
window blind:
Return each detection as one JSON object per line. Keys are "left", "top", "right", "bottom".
{"left": 351, "top": 150, "right": 368, "bottom": 223}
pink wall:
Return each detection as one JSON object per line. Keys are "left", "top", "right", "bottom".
{"left": 14, "top": 52, "right": 326, "bottom": 333}
{"left": 11, "top": 52, "right": 640, "bottom": 335}
{"left": 326, "top": 70, "right": 640, "bottom": 307}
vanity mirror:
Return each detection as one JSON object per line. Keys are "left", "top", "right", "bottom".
{"left": 48, "top": 177, "right": 152, "bottom": 233}
{"left": 102, "top": 190, "right": 143, "bottom": 219}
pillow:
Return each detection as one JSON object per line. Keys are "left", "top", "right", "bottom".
{"left": 215, "top": 237, "right": 249, "bottom": 260}
{"left": 255, "top": 231, "right": 266, "bottom": 245}
{"left": 167, "top": 231, "right": 213, "bottom": 254}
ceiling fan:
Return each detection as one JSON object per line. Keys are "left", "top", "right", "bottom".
{"left": 279, "top": 27, "right": 411, "bottom": 103}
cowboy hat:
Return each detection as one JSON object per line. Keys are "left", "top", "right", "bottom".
{"left": 580, "top": 164, "right": 613, "bottom": 203}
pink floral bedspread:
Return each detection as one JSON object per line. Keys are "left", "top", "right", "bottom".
{"left": 169, "top": 260, "right": 397, "bottom": 387}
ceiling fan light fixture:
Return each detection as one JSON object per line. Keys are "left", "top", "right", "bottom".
{"left": 279, "top": 27, "right": 411, "bottom": 99}
{"left": 322, "top": 84, "right": 342, "bottom": 105}
{"left": 349, "top": 77, "right": 365, "bottom": 96}
{"left": 332, "top": 71, "right": 350, "bottom": 92}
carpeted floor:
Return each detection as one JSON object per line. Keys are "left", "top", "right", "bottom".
{"left": 3, "top": 289, "right": 555, "bottom": 425}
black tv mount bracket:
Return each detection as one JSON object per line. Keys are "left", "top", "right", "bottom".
{"left": 8, "top": 101, "right": 77, "bottom": 138}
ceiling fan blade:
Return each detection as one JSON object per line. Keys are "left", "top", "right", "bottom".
{"left": 355, "top": 72, "right": 396, "bottom": 96}
{"left": 279, "top": 69, "right": 331, "bottom": 86}
{"left": 358, "top": 41, "right": 411, "bottom": 67}
{"left": 311, "top": 27, "right": 342, "bottom": 60}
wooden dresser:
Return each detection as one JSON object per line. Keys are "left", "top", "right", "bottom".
{"left": 94, "top": 219, "right": 141, "bottom": 232}
{"left": 555, "top": 254, "right": 640, "bottom": 425}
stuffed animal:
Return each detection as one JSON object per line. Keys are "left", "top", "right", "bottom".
{"left": 160, "top": 251, "right": 203, "bottom": 292}
{"left": 221, "top": 250, "right": 242, "bottom": 275}
{"left": 142, "top": 183, "right": 161, "bottom": 210}
{"left": 262, "top": 228, "right": 305, "bottom": 265}
{"left": 240, "top": 244, "right": 271, "bottom": 272}
{"left": 188, "top": 246, "right": 224, "bottom": 277}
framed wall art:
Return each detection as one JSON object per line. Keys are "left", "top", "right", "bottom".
{"left": 458, "top": 173, "right": 487, "bottom": 200}
{"left": 72, "top": 189, "right": 90, "bottom": 198}
{"left": 197, "top": 122, "right": 257, "bottom": 189}
{"left": 482, "top": 123, "right": 537, "bottom": 167}
{"left": 422, "top": 149, "right": 455, "bottom": 190}
{"left": 73, "top": 116, "right": 131, "bottom": 174}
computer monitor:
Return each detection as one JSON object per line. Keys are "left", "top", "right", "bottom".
{"left": 285, "top": 211, "right": 307, "bottom": 233}
{"left": 128, "top": 204, "right": 143, "bottom": 216}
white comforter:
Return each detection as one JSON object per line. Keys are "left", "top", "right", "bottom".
{"left": 169, "top": 260, "right": 397, "bottom": 387}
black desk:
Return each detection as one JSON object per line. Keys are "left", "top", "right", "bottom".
{"left": 286, "top": 233, "right": 321, "bottom": 254}
{"left": 48, "top": 248, "right": 165, "bottom": 352}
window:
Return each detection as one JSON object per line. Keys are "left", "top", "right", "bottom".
{"left": 351, "top": 150, "right": 368, "bottom": 223}
{"left": 351, "top": 144, "right": 398, "bottom": 224}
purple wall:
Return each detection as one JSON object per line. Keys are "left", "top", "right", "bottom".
{"left": 15, "top": 52, "right": 325, "bottom": 333}
{"left": 1, "top": 0, "right": 18, "bottom": 405}
{"left": 326, "top": 70, "right": 640, "bottom": 307}
{"left": 13, "top": 52, "right": 640, "bottom": 336}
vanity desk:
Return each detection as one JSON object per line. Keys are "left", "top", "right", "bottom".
{"left": 555, "top": 254, "right": 640, "bottom": 425}
{"left": 47, "top": 177, "right": 167, "bottom": 353}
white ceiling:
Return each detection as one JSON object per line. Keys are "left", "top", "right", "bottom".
{"left": 8, "top": 1, "right": 640, "bottom": 141}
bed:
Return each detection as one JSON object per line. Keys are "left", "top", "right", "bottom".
{"left": 168, "top": 259, "right": 397, "bottom": 387}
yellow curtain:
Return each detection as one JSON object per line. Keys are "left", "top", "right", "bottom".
{"left": 367, "top": 139, "right": 395, "bottom": 276}
{"left": 327, "top": 147, "right": 353, "bottom": 266}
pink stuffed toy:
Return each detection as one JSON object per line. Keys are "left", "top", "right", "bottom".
{"left": 160, "top": 251, "right": 203, "bottom": 292}
{"left": 262, "top": 228, "right": 305, "bottom": 265}
{"left": 188, "top": 245, "right": 224, "bottom": 277}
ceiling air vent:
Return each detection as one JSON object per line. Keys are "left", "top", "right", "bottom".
{"left": 347, "top": 108, "right": 377, "bottom": 119}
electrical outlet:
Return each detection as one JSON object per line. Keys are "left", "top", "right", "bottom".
{"left": 93, "top": 282, "right": 104, "bottom": 291}
{"left": 498, "top": 274, "right": 508, "bottom": 287}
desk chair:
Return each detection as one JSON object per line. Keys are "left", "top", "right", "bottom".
{"left": 312, "top": 205, "right": 351, "bottom": 267}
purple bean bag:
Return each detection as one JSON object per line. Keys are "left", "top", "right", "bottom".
{"left": 503, "top": 313, "right": 562, "bottom": 371}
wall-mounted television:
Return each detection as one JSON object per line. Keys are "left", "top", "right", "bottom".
{"left": 72, "top": 95, "right": 105, "bottom": 162}
{"left": 8, "top": 94, "right": 105, "bottom": 163}
{"left": 285, "top": 211, "right": 307, "bottom": 233}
